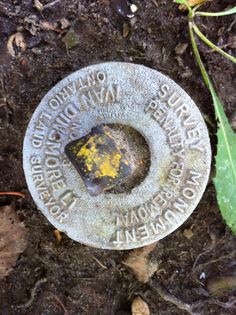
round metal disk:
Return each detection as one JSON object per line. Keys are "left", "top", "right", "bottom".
{"left": 23, "top": 62, "right": 211, "bottom": 250}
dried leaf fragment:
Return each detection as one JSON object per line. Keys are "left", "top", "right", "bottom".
{"left": 40, "top": 21, "right": 63, "bottom": 33}
{"left": 62, "top": 28, "right": 80, "bottom": 49}
{"left": 54, "top": 229, "right": 62, "bottom": 242}
{"left": 0, "top": 206, "right": 27, "bottom": 279}
{"left": 7, "top": 32, "right": 27, "bottom": 57}
{"left": 132, "top": 297, "right": 150, "bottom": 315}
{"left": 123, "top": 243, "right": 158, "bottom": 283}
{"left": 188, "top": 0, "right": 208, "bottom": 6}
{"left": 207, "top": 275, "right": 236, "bottom": 296}
{"left": 179, "top": 0, "right": 208, "bottom": 10}
{"left": 123, "top": 22, "right": 130, "bottom": 37}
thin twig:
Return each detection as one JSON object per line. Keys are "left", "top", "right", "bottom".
{"left": 151, "top": 0, "right": 158, "bottom": 7}
{"left": 0, "top": 77, "right": 7, "bottom": 107}
{"left": 149, "top": 280, "right": 201, "bottom": 315}
{"left": 209, "top": 298, "right": 236, "bottom": 309}
{"left": 193, "top": 252, "right": 236, "bottom": 272}
{"left": 17, "top": 278, "right": 48, "bottom": 309}
{"left": 192, "top": 238, "right": 225, "bottom": 270}
{"left": 227, "top": 17, "right": 236, "bottom": 32}
{"left": 192, "top": 245, "right": 215, "bottom": 270}
{"left": 44, "top": 0, "right": 61, "bottom": 9}
{"left": 93, "top": 256, "right": 108, "bottom": 269}
{"left": 0, "top": 192, "right": 25, "bottom": 198}
{"left": 149, "top": 279, "right": 236, "bottom": 313}
{"left": 53, "top": 294, "right": 70, "bottom": 315}
{"left": 204, "top": 44, "right": 231, "bottom": 54}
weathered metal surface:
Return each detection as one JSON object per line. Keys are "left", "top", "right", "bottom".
{"left": 23, "top": 62, "right": 211, "bottom": 250}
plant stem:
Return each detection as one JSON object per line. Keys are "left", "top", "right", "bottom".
{"left": 189, "top": 22, "right": 210, "bottom": 87}
{"left": 192, "top": 4, "right": 203, "bottom": 15}
{"left": 196, "top": 6, "right": 236, "bottom": 17}
{"left": 189, "top": 22, "right": 236, "bottom": 184}
{"left": 192, "top": 23, "right": 236, "bottom": 64}
{"left": 185, "top": 2, "right": 193, "bottom": 17}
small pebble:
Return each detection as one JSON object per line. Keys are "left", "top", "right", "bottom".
{"left": 175, "top": 43, "right": 188, "bottom": 55}
{"left": 230, "top": 112, "right": 236, "bottom": 131}
{"left": 200, "top": 272, "right": 206, "bottom": 280}
{"left": 130, "top": 17, "right": 137, "bottom": 27}
{"left": 60, "top": 18, "right": 70, "bottom": 30}
{"left": 228, "top": 35, "right": 236, "bottom": 49}
{"left": 183, "top": 228, "right": 193, "bottom": 239}
{"left": 7, "top": 32, "right": 27, "bottom": 57}
{"left": 110, "top": 0, "right": 138, "bottom": 19}
{"left": 32, "top": 47, "right": 42, "bottom": 55}
{"left": 132, "top": 297, "right": 150, "bottom": 315}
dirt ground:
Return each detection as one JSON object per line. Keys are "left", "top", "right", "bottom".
{"left": 0, "top": 0, "right": 236, "bottom": 314}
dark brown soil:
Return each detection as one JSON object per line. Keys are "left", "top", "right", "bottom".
{"left": 0, "top": 1, "right": 236, "bottom": 314}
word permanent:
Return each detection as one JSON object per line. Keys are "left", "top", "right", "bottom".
{"left": 145, "top": 84, "right": 205, "bottom": 153}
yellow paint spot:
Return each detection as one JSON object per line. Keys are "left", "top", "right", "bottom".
{"left": 94, "top": 151, "right": 121, "bottom": 178}
{"left": 76, "top": 133, "right": 122, "bottom": 178}
{"left": 77, "top": 135, "right": 97, "bottom": 172}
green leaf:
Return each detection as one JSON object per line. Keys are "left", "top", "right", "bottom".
{"left": 196, "top": 6, "right": 236, "bottom": 17}
{"left": 174, "top": 0, "right": 187, "bottom": 4}
{"left": 189, "top": 22, "right": 236, "bottom": 234}
{"left": 192, "top": 23, "right": 236, "bottom": 64}
{"left": 211, "top": 85, "right": 236, "bottom": 234}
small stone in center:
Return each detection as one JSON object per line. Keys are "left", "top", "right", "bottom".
{"left": 65, "top": 124, "right": 150, "bottom": 196}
